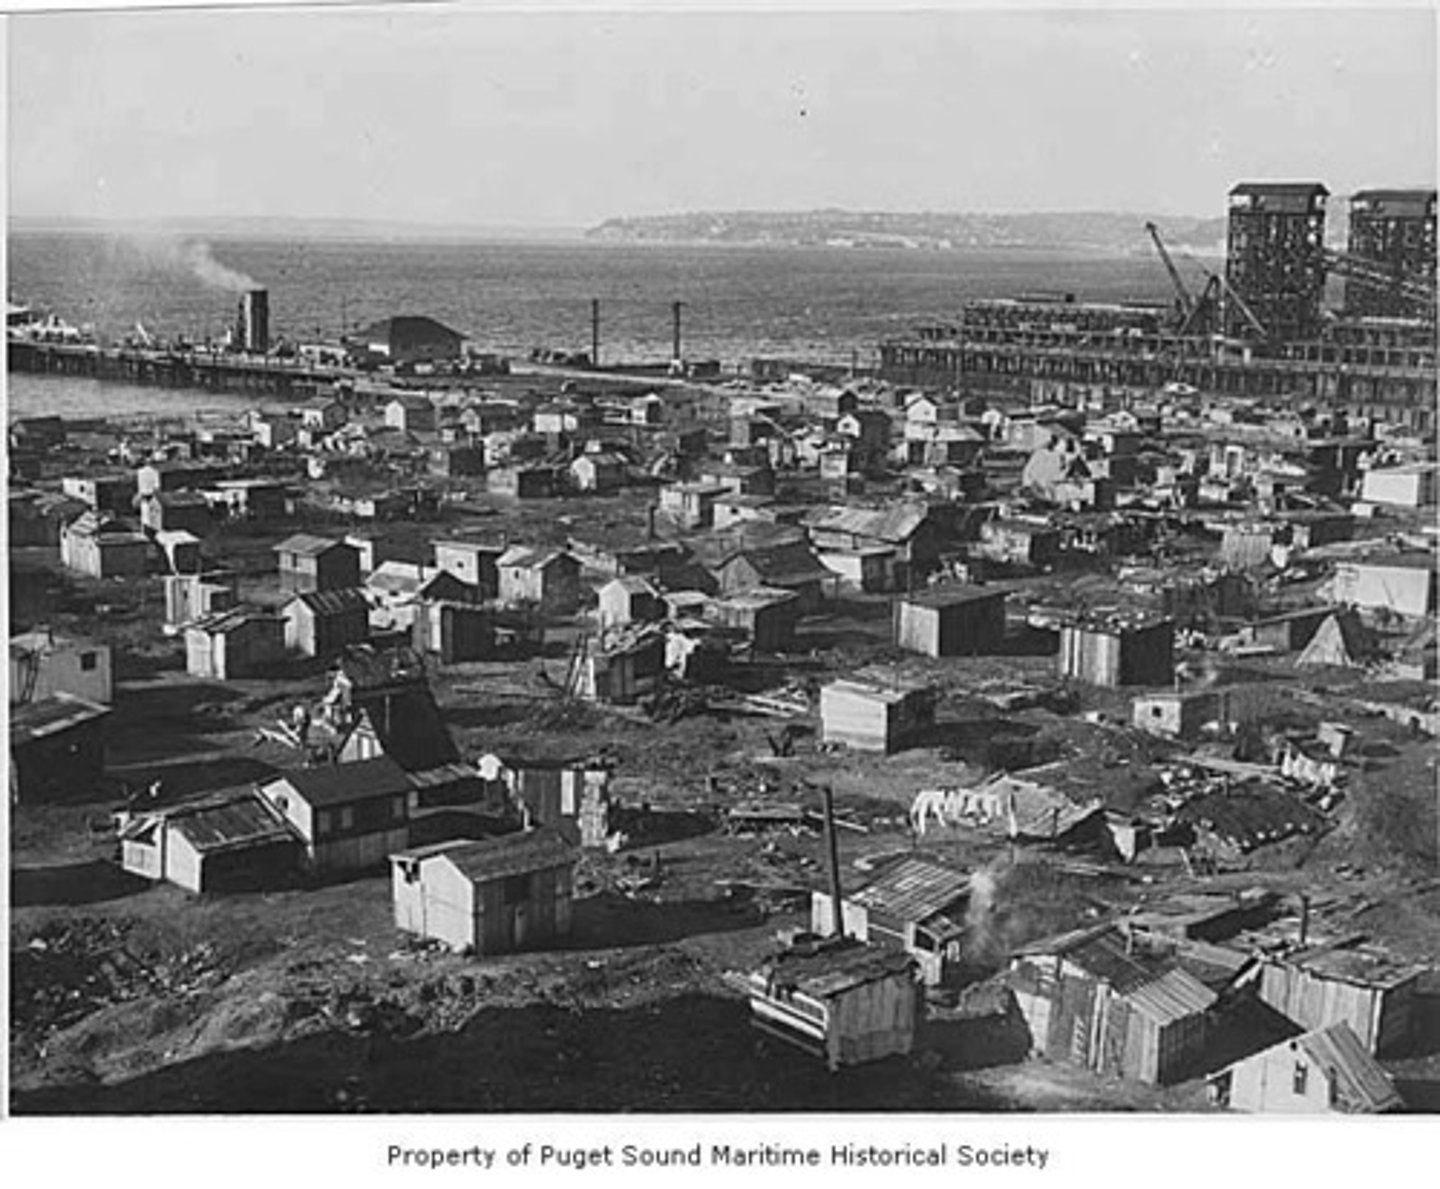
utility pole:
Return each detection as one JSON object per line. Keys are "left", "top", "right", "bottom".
{"left": 591, "top": 298, "right": 600, "bottom": 369}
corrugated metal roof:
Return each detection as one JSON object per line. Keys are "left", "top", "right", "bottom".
{"left": 761, "top": 939, "right": 915, "bottom": 999}
{"left": 166, "top": 793, "right": 299, "bottom": 854}
{"left": 1124, "top": 965, "right": 1217, "bottom": 1024}
{"left": 805, "top": 503, "right": 931, "bottom": 543}
{"left": 850, "top": 856, "right": 970, "bottom": 924}
{"left": 290, "top": 587, "right": 371, "bottom": 616}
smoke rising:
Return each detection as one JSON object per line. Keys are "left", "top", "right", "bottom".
{"left": 120, "top": 233, "right": 259, "bottom": 293}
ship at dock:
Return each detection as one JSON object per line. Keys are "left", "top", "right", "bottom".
{"left": 879, "top": 183, "right": 1437, "bottom": 436}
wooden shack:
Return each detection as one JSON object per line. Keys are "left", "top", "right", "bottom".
{"left": 120, "top": 789, "right": 302, "bottom": 893}
{"left": 1208, "top": 1022, "right": 1403, "bottom": 1114}
{"left": 411, "top": 599, "right": 494, "bottom": 663}
{"left": 257, "top": 756, "right": 413, "bottom": 874}
{"left": 1253, "top": 940, "right": 1425, "bottom": 1055}
{"left": 184, "top": 609, "right": 286, "bottom": 680}
{"left": 283, "top": 588, "right": 371, "bottom": 658}
{"left": 709, "top": 587, "right": 800, "bottom": 652}
{"left": 273, "top": 533, "right": 361, "bottom": 594}
{"left": 9, "top": 694, "right": 110, "bottom": 804}
{"left": 819, "top": 677, "right": 936, "bottom": 754}
{"left": 731, "top": 939, "right": 920, "bottom": 1072}
{"left": 479, "top": 752, "right": 612, "bottom": 847}
{"left": 1008, "top": 923, "right": 1216, "bottom": 1085}
{"left": 1058, "top": 616, "right": 1175, "bottom": 688}
{"left": 894, "top": 586, "right": 1007, "bottom": 658}
{"left": 810, "top": 855, "right": 970, "bottom": 987}
{"left": 389, "top": 827, "right": 577, "bottom": 954}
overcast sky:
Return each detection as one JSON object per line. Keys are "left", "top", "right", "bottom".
{"left": 8, "top": 5, "right": 1436, "bottom": 228}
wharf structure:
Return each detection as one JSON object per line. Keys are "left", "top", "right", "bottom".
{"left": 879, "top": 183, "right": 1438, "bottom": 435}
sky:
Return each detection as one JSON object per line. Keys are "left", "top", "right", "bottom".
{"left": 7, "top": 4, "right": 1437, "bottom": 229}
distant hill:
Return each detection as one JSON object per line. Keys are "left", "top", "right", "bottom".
{"left": 588, "top": 209, "right": 1231, "bottom": 254}
{"left": 8, "top": 215, "right": 588, "bottom": 243}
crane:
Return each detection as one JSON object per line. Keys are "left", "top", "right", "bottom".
{"left": 1146, "top": 222, "right": 1224, "bottom": 336}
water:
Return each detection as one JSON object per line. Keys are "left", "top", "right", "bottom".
{"left": 7, "top": 230, "right": 1173, "bottom": 418}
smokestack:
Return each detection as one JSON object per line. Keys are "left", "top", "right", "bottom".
{"left": 237, "top": 289, "right": 269, "bottom": 354}
{"left": 822, "top": 784, "right": 845, "bottom": 939}
{"left": 671, "top": 300, "right": 684, "bottom": 364}
{"left": 591, "top": 299, "right": 600, "bottom": 369}
{"left": 647, "top": 503, "right": 657, "bottom": 542}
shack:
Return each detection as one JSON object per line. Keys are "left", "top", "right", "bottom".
{"left": 1008, "top": 923, "right": 1216, "bottom": 1085}
{"left": 10, "top": 631, "right": 113, "bottom": 705}
{"left": 389, "top": 827, "right": 577, "bottom": 954}
{"left": 411, "top": 599, "right": 494, "bottom": 663}
{"left": 184, "top": 609, "right": 287, "bottom": 680}
{"left": 59, "top": 512, "right": 151, "bottom": 579}
{"left": 1208, "top": 1021, "right": 1403, "bottom": 1114}
{"left": 894, "top": 586, "right": 1007, "bottom": 658}
{"left": 496, "top": 547, "right": 583, "bottom": 614}
{"left": 273, "top": 534, "right": 362, "bottom": 594}
{"left": 731, "top": 939, "right": 920, "bottom": 1072}
{"left": 283, "top": 588, "right": 372, "bottom": 658}
{"left": 432, "top": 538, "right": 505, "bottom": 598}
{"left": 478, "top": 752, "right": 612, "bottom": 848}
{"left": 819, "top": 677, "right": 936, "bottom": 754}
{"left": 1058, "top": 615, "right": 1175, "bottom": 688}
{"left": 810, "top": 855, "right": 970, "bottom": 987}
{"left": 1252, "top": 939, "right": 1426, "bottom": 1055}
{"left": 709, "top": 587, "right": 800, "bottom": 652}
{"left": 257, "top": 756, "right": 413, "bottom": 874}
{"left": 9, "top": 694, "right": 111, "bottom": 804}
{"left": 120, "top": 789, "right": 303, "bottom": 893}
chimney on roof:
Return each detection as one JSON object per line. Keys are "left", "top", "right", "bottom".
{"left": 647, "top": 503, "right": 657, "bottom": 542}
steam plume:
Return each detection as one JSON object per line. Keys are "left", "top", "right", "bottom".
{"left": 119, "top": 232, "right": 259, "bottom": 292}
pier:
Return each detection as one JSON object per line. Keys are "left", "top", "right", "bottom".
{"left": 6, "top": 339, "right": 342, "bottom": 400}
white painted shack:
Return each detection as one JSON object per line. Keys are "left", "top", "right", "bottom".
{"left": 389, "top": 827, "right": 577, "bottom": 954}
{"left": 119, "top": 790, "right": 302, "bottom": 893}
{"left": 1208, "top": 1022, "right": 1403, "bottom": 1114}
{"left": 257, "top": 756, "right": 412, "bottom": 874}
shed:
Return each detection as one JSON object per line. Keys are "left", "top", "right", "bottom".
{"left": 597, "top": 575, "right": 665, "bottom": 630}
{"left": 59, "top": 512, "right": 151, "bottom": 579}
{"left": 731, "top": 939, "right": 920, "bottom": 1072}
{"left": 412, "top": 600, "right": 495, "bottom": 664}
{"left": 810, "top": 855, "right": 970, "bottom": 987}
{"left": 496, "top": 547, "right": 582, "bottom": 614}
{"left": 184, "top": 608, "right": 286, "bottom": 680}
{"left": 480, "top": 753, "right": 613, "bottom": 847}
{"left": 10, "top": 631, "right": 113, "bottom": 706}
{"left": 432, "top": 538, "right": 506, "bottom": 598}
{"left": 1208, "top": 1021, "right": 1403, "bottom": 1114}
{"left": 390, "top": 827, "right": 577, "bottom": 954}
{"left": 282, "top": 588, "right": 372, "bottom": 658}
{"left": 1008, "top": 923, "right": 1216, "bottom": 1085}
{"left": 1058, "top": 616, "right": 1175, "bottom": 687}
{"left": 120, "top": 790, "right": 303, "bottom": 893}
{"left": 1254, "top": 940, "right": 1426, "bottom": 1055}
{"left": 709, "top": 587, "right": 800, "bottom": 652}
{"left": 1131, "top": 689, "right": 1230, "bottom": 740}
{"left": 9, "top": 694, "right": 110, "bottom": 804}
{"left": 894, "top": 586, "right": 1007, "bottom": 658}
{"left": 1329, "top": 555, "right": 1437, "bottom": 620}
{"left": 257, "top": 756, "right": 413, "bottom": 874}
{"left": 819, "top": 678, "right": 936, "bottom": 754}
{"left": 714, "top": 541, "right": 834, "bottom": 613}
{"left": 273, "top": 533, "right": 362, "bottom": 594}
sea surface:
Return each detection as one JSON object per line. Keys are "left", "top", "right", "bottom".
{"left": 7, "top": 230, "right": 1175, "bottom": 419}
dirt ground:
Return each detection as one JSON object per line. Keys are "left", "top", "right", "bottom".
{"left": 9, "top": 493, "right": 1440, "bottom": 1114}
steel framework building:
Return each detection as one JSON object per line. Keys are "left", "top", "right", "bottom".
{"left": 1345, "top": 189, "right": 1438, "bottom": 318}
{"left": 1225, "top": 182, "right": 1330, "bottom": 343}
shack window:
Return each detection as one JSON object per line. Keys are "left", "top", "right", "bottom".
{"left": 403, "top": 862, "right": 420, "bottom": 885}
{"left": 340, "top": 807, "right": 355, "bottom": 830}
{"left": 1293, "top": 1061, "right": 1309, "bottom": 1096}
{"left": 502, "top": 873, "right": 530, "bottom": 904}
{"left": 913, "top": 929, "right": 938, "bottom": 954}
{"left": 317, "top": 810, "right": 332, "bottom": 835}
{"left": 392, "top": 798, "right": 405, "bottom": 820}
{"left": 80, "top": 652, "right": 98, "bottom": 671}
